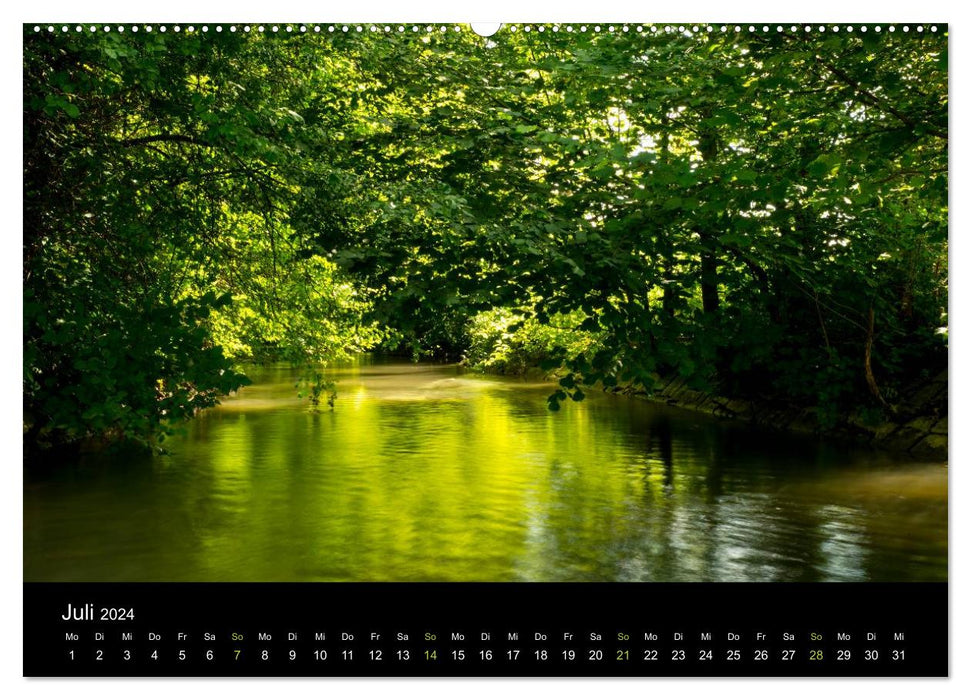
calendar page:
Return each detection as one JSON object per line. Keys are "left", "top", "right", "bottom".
{"left": 22, "top": 17, "right": 948, "bottom": 678}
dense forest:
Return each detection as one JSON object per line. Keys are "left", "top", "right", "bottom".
{"left": 23, "top": 24, "right": 948, "bottom": 452}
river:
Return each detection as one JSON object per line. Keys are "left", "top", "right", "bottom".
{"left": 24, "top": 358, "right": 947, "bottom": 582}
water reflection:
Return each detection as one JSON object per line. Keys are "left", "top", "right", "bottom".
{"left": 24, "top": 359, "right": 947, "bottom": 582}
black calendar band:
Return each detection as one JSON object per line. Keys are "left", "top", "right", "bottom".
{"left": 24, "top": 582, "right": 947, "bottom": 677}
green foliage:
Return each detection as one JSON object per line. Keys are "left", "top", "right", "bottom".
{"left": 24, "top": 285, "right": 250, "bottom": 450}
{"left": 465, "top": 308, "right": 601, "bottom": 377}
{"left": 23, "top": 28, "right": 381, "bottom": 450}
{"left": 23, "top": 25, "right": 948, "bottom": 450}
{"left": 296, "top": 371, "right": 337, "bottom": 410}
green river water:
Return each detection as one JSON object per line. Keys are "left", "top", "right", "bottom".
{"left": 24, "top": 358, "right": 947, "bottom": 582}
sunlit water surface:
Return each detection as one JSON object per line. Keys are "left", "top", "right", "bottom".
{"left": 25, "top": 359, "right": 947, "bottom": 582}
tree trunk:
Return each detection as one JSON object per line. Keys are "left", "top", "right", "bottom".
{"left": 698, "top": 122, "right": 720, "bottom": 315}
{"left": 701, "top": 248, "right": 720, "bottom": 313}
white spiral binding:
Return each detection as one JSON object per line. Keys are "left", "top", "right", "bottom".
{"left": 32, "top": 24, "right": 940, "bottom": 35}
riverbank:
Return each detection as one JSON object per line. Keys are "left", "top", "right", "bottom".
{"left": 615, "top": 370, "right": 948, "bottom": 460}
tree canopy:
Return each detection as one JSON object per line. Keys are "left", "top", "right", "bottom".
{"left": 23, "top": 24, "right": 948, "bottom": 450}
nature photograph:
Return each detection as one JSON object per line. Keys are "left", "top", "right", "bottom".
{"left": 23, "top": 23, "right": 947, "bottom": 583}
